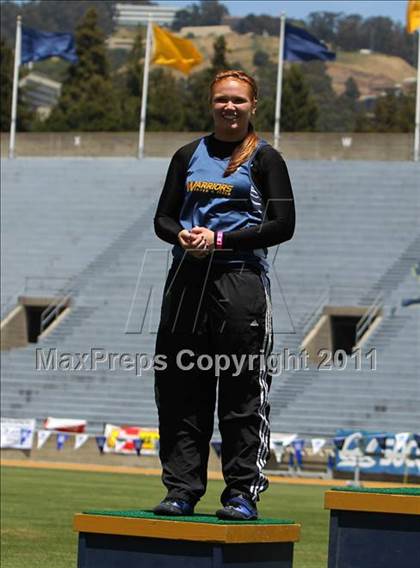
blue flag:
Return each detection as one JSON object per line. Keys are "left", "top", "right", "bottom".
{"left": 21, "top": 27, "right": 78, "bottom": 64}
{"left": 285, "top": 23, "right": 335, "bottom": 62}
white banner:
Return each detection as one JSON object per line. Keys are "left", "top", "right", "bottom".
{"left": 74, "top": 433, "right": 89, "bottom": 450}
{"left": 394, "top": 432, "right": 411, "bottom": 452}
{"left": 0, "top": 418, "right": 36, "bottom": 449}
{"left": 37, "top": 429, "right": 52, "bottom": 449}
{"left": 271, "top": 433, "right": 298, "bottom": 446}
{"left": 270, "top": 433, "right": 298, "bottom": 463}
{"left": 270, "top": 442, "right": 285, "bottom": 463}
{"left": 311, "top": 438, "right": 326, "bottom": 455}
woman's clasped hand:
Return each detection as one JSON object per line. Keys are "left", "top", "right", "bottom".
{"left": 177, "top": 227, "right": 215, "bottom": 258}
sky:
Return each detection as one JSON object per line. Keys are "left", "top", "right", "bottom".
{"left": 158, "top": 1, "right": 408, "bottom": 25}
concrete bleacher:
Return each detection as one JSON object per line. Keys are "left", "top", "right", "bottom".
{"left": 1, "top": 157, "right": 419, "bottom": 436}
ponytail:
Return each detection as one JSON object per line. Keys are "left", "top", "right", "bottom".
{"left": 223, "top": 123, "right": 259, "bottom": 177}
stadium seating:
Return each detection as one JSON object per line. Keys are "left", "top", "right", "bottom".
{"left": 1, "top": 158, "right": 419, "bottom": 436}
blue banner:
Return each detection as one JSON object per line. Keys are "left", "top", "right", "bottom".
{"left": 95, "top": 435, "right": 106, "bottom": 454}
{"left": 292, "top": 438, "right": 305, "bottom": 467}
{"left": 334, "top": 429, "right": 420, "bottom": 477}
{"left": 285, "top": 23, "right": 336, "bottom": 62}
{"left": 56, "top": 432, "right": 68, "bottom": 450}
{"left": 211, "top": 441, "right": 222, "bottom": 458}
{"left": 21, "top": 27, "right": 78, "bottom": 64}
{"left": 133, "top": 438, "right": 143, "bottom": 456}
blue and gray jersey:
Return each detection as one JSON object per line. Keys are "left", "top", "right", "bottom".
{"left": 173, "top": 136, "right": 269, "bottom": 270}
{"left": 154, "top": 134, "right": 295, "bottom": 273}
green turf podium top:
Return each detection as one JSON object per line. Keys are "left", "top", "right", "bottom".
{"left": 331, "top": 487, "right": 420, "bottom": 496}
{"left": 74, "top": 510, "right": 301, "bottom": 543}
{"left": 325, "top": 487, "right": 420, "bottom": 516}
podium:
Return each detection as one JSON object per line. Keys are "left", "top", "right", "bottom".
{"left": 325, "top": 487, "right": 420, "bottom": 568}
{"left": 74, "top": 509, "right": 301, "bottom": 568}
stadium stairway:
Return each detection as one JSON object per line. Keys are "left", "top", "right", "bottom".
{"left": 1, "top": 158, "right": 419, "bottom": 436}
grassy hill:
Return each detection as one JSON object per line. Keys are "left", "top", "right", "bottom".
{"left": 325, "top": 51, "right": 416, "bottom": 97}
{"left": 33, "top": 27, "right": 416, "bottom": 100}
{"left": 186, "top": 30, "right": 416, "bottom": 97}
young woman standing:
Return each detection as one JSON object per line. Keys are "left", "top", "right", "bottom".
{"left": 153, "top": 70, "right": 295, "bottom": 520}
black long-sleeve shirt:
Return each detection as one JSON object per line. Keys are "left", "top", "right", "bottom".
{"left": 154, "top": 134, "right": 295, "bottom": 252}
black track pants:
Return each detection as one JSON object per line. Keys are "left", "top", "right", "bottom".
{"left": 154, "top": 258, "right": 273, "bottom": 506}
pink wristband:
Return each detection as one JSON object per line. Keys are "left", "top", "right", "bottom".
{"left": 216, "top": 231, "right": 224, "bottom": 249}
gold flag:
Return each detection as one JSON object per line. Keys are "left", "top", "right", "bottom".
{"left": 152, "top": 25, "right": 203, "bottom": 75}
{"left": 407, "top": 0, "right": 420, "bottom": 33}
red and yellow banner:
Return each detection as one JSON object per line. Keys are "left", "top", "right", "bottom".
{"left": 104, "top": 424, "right": 159, "bottom": 455}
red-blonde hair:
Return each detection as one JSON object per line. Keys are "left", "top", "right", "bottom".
{"left": 210, "top": 70, "right": 259, "bottom": 177}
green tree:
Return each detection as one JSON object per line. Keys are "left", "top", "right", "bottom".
{"left": 172, "top": 5, "right": 201, "bottom": 32}
{"left": 336, "top": 14, "right": 364, "bottom": 51}
{"left": 355, "top": 87, "right": 415, "bottom": 133}
{"left": 369, "top": 90, "right": 415, "bottom": 132}
{"left": 373, "top": 92, "right": 400, "bottom": 132}
{"left": 233, "top": 14, "right": 280, "bottom": 36}
{"left": 253, "top": 50, "right": 270, "bottom": 68}
{"left": 147, "top": 69, "right": 185, "bottom": 131}
{"left": 200, "top": 0, "right": 229, "bottom": 26}
{"left": 335, "top": 76, "right": 360, "bottom": 131}
{"left": 45, "top": 8, "right": 121, "bottom": 131}
{"left": 282, "top": 64, "right": 318, "bottom": 131}
{"left": 343, "top": 76, "right": 360, "bottom": 101}
{"left": 302, "top": 60, "right": 343, "bottom": 131}
{"left": 126, "top": 28, "right": 144, "bottom": 98}
{"left": 183, "top": 68, "right": 215, "bottom": 131}
{"left": 253, "top": 98, "right": 275, "bottom": 131}
{"left": 0, "top": 40, "right": 13, "bottom": 131}
{"left": 354, "top": 108, "right": 371, "bottom": 132}
{"left": 172, "top": 1, "right": 229, "bottom": 31}
{"left": 0, "top": 39, "right": 34, "bottom": 131}
{"left": 211, "top": 35, "right": 229, "bottom": 72}
{"left": 307, "top": 11, "right": 340, "bottom": 47}
{"left": 253, "top": 58, "right": 277, "bottom": 131}
{"left": 396, "top": 87, "right": 415, "bottom": 132}
{"left": 118, "top": 27, "right": 145, "bottom": 130}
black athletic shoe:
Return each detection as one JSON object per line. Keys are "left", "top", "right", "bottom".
{"left": 153, "top": 498, "right": 194, "bottom": 516}
{"left": 216, "top": 495, "right": 258, "bottom": 520}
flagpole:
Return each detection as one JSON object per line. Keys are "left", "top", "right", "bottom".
{"left": 9, "top": 15, "right": 22, "bottom": 159}
{"left": 274, "top": 13, "right": 286, "bottom": 151}
{"left": 138, "top": 15, "right": 153, "bottom": 159}
{"left": 414, "top": 29, "right": 420, "bottom": 162}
